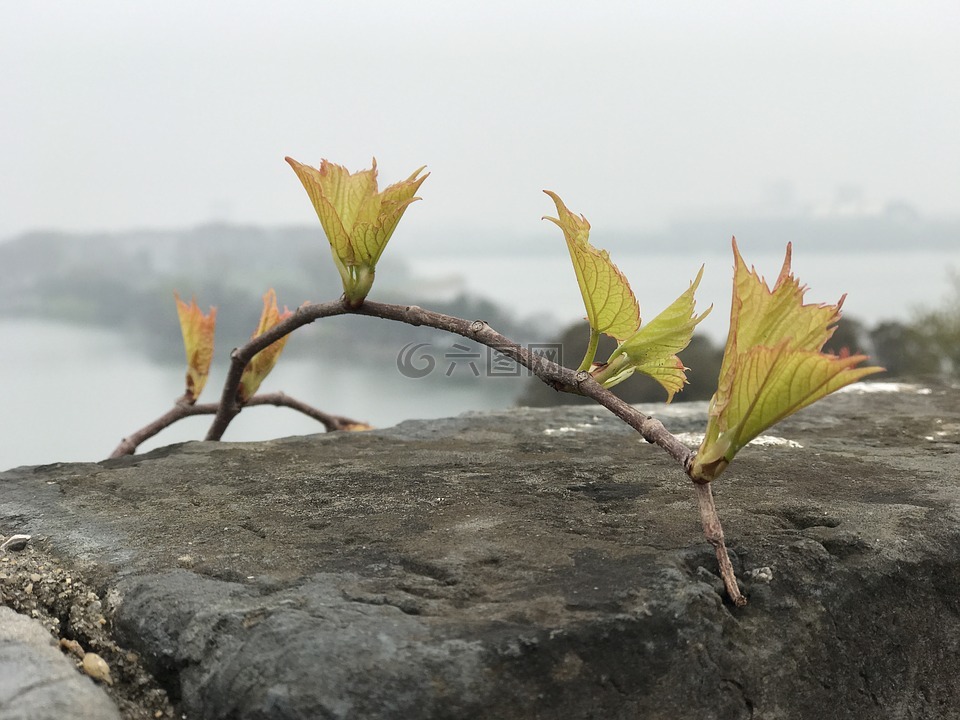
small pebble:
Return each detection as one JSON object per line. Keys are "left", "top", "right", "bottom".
{"left": 59, "top": 638, "right": 84, "bottom": 659}
{"left": 745, "top": 566, "right": 774, "bottom": 583}
{"left": 82, "top": 652, "right": 113, "bottom": 685}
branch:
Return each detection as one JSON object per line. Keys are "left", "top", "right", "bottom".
{"left": 695, "top": 483, "right": 746, "bottom": 607}
{"left": 360, "top": 301, "right": 697, "bottom": 461}
{"left": 110, "top": 390, "right": 365, "bottom": 458}
{"left": 110, "top": 392, "right": 201, "bottom": 458}
{"left": 201, "top": 297, "right": 744, "bottom": 605}
{"left": 247, "top": 392, "right": 371, "bottom": 432}
{"left": 205, "top": 299, "right": 694, "bottom": 463}
{"left": 205, "top": 300, "right": 350, "bottom": 440}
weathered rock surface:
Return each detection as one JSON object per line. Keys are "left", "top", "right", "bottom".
{"left": 1, "top": 382, "right": 959, "bottom": 719}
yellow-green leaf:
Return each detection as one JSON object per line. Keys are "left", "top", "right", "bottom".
{"left": 238, "top": 290, "right": 294, "bottom": 403}
{"left": 692, "top": 240, "right": 884, "bottom": 481}
{"left": 286, "top": 156, "right": 428, "bottom": 306}
{"left": 174, "top": 293, "right": 217, "bottom": 403}
{"left": 372, "top": 167, "right": 428, "bottom": 261}
{"left": 719, "top": 242, "right": 839, "bottom": 380}
{"left": 544, "top": 191, "right": 640, "bottom": 342}
{"left": 286, "top": 158, "right": 358, "bottom": 266}
{"left": 603, "top": 266, "right": 711, "bottom": 401}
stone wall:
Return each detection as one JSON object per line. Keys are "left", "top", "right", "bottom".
{"left": 1, "top": 382, "right": 958, "bottom": 719}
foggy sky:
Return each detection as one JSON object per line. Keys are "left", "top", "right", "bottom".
{"left": 2, "top": 1, "right": 959, "bottom": 243}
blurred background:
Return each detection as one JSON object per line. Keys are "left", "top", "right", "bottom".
{"left": 2, "top": 1, "right": 959, "bottom": 469}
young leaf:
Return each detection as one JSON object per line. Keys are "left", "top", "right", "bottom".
{"left": 286, "top": 157, "right": 428, "bottom": 306}
{"left": 596, "top": 266, "right": 712, "bottom": 400}
{"left": 174, "top": 294, "right": 217, "bottom": 403}
{"left": 543, "top": 191, "right": 640, "bottom": 343}
{"left": 691, "top": 240, "right": 884, "bottom": 482}
{"left": 238, "top": 290, "right": 294, "bottom": 403}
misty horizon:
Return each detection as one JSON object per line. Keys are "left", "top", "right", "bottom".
{"left": 2, "top": 2, "right": 958, "bottom": 240}
{"left": 3, "top": 198, "right": 957, "bottom": 255}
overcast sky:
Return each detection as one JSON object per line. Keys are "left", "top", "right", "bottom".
{"left": 2, "top": 1, "right": 959, "bottom": 242}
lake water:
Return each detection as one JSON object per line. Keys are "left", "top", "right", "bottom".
{"left": 3, "top": 244, "right": 957, "bottom": 471}
{"left": 0, "top": 319, "right": 520, "bottom": 471}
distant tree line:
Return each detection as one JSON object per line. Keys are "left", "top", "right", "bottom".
{"left": 517, "top": 274, "right": 960, "bottom": 407}
{"left": 0, "top": 227, "right": 547, "bottom": 369}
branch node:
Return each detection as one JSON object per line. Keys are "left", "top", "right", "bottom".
{"left": 402, "top": 305, "right": 426, "bottom": 325}
{"left": 574, "top": 370, "right": 591, "bottom": 384}
{"left": 641, "top": 416, "right": 664, "bottom": 435}
{"left": 469, "top": 320, "right": 487, "bottom": 333}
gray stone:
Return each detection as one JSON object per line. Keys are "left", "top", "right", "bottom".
{"left": 0, "top": 606, "right": 120, "bottom": 720}
{"left": 1, "top": 382, "right": 959, "bottom": 719}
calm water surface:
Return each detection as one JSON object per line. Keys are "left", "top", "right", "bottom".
{"left": 0, "top": 320, "right": 519, "bottom": 470}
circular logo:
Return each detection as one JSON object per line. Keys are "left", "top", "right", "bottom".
{"left": 396, "top": 342, "right": 436, "bottom": 379}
